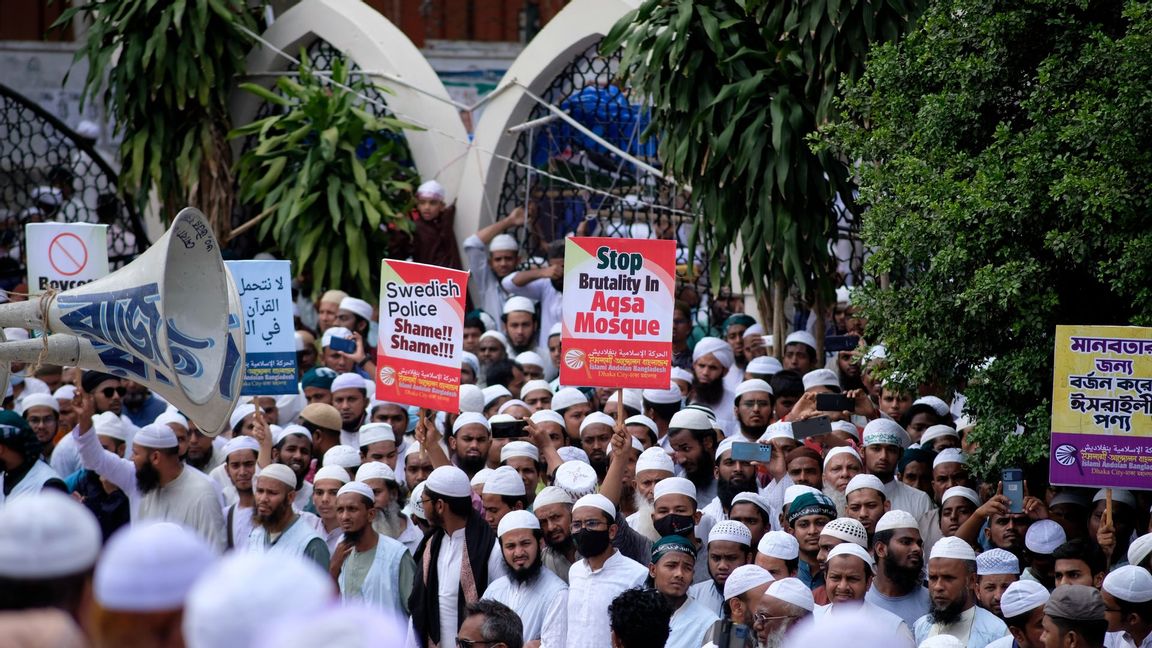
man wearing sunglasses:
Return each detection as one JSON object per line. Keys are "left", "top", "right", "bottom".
{"left": 49, "top": 370, "right": 133, "bottom": 480}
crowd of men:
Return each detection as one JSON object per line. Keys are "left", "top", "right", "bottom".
{"left": 0, "top": 185, "right": 1147, "bottom": 648}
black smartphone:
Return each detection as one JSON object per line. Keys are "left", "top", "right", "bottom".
{"left": 792, "top": 416, "right": 833, "bottom": 440}
{"left": 491, "top": 420, "right": 529, "bottom": 438}
{"left": 825, "top": 335, "right": 861, "bottom": 353}
{"left": 1002, "top": 468, "right": 1025, "bottom": 514}
{"left": 816, "top": 393, "right": 854, "bottom": 412}
{"left": 329, "top": 336, "right": 357, "bottom": 354}
{"left": 730, "top": 442, "right": 772, "bottom": 463}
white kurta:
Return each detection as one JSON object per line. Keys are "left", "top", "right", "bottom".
{"left": 688, "top": 580, "right": 725, "bottom": 617}
{"left": 484, "top": 568, "right": 569, "bottom": 648}
{"left": 566, "top": 550, "right": 648, "bottom": 648}
{"left": 665, "top": 598, "right": 720, "bottom": 648}
{"left": 0, "top": 460, "right": 60, "bottom": 505}
{"left": 814, "top": 600, "right": 915, "bottom": 648}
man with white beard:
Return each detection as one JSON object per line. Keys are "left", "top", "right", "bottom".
{"left": 626, "top": 447, "right": 675, "bottom": 542}
{"left": 821, "top": 446, "right": 863, "bottom": 517}
{"left": 754, "top": 577, "right": 814, "bottom": 648}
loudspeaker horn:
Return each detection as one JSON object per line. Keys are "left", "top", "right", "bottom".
{"left": 0, "top": 208, "right": 244, "bottom": 435}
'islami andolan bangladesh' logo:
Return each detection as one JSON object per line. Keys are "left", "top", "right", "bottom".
{"left": 564, "top": 349, "right": 586, "bottom": 370}
{"left": 379, "top": 366, "right": 396, "bottom": 386}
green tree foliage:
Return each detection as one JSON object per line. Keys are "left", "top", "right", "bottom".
{"left": 831, "top": 0, "right": 1152, "bottom": 472}
{"left": 602, "top": 0, "right": 919, "bottom": 340}
{"left": 230, "top": 54, "right": 417, "bottom": 298}
{"left": 55, "top": 0, "right": 258, "bottom": 238}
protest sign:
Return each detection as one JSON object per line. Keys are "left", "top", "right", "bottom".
{"left": 560, "top": 237, "right": 675, "bottom": 389}
{"left": 26, "top": 223, "right": 110, "bottom": 294}
{"left": 1050, "top": 325, "right": 1152, "bottom": 489}
{"left": 375, "top": 260, "right": 469, "bottom": 411}
{"left": 226, "top": 260, "right": 297, "bottom": 395}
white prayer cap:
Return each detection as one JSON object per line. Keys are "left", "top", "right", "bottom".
{"left": 407, "top": 482, "right": 428, "bottom": 520}
{"left": 693, "top": 337, "right": 734, "bottom": 368}
{"left": 483, "top": 386, "right": 513, "bottom": 409}
{"left": 746, "top": 356, "right": 783, "bottom": 376}
{"left": 470, "top": 468, "right": 494, "bottom": 488}
{"left": 503, "top": 296, "right": 535, "bottom": 316}
{"left": 460, "top": 384, "right": 485, "bottom": 413}
{"left": 643, "top": 383, "right": 684, "bottom": 404}
{"left": 580, "top": 412, "right": 616, "bottom": 435}
{"left": 356, "top": 461, "right": 397, "bottom": 483}
{"left": 402, "top": 442, "right": 425, "bottom": 459}
{"left": 826, "top": 542, "right": 875, "bottom": 573}
{"left": 501, "top": 441, "right": 539, "bottom": 463}
{"left": 415, "top": 179, "right": 446, "bottom": 200}
{"left": 520, "top": 380, "right": 552, "bottom": 399}
{"left": 1129, "top": 534, "right": 1152, "bottom": 567}
{"left": 735, "top": 379, "right": 774, "bottom": 398}
{"left": 668, "top": 408, "right": 712, "bottom": 431}
{"left": 496, "top": 402, "right": 529, "bottom": 418}
{"left": 954, "top": 416, "right": 975, "bottom": 432}
{"left": 313, "top": 465, "right": 350, "bottom": 485}
{"left": 557, "top": 446, "right": 590, "bottom": 465}
{"left": 223, "top": 435, "right": 261, "bottom": 458}
{"left": 781, "top": 607, "right": 894, "bottom": 648}
{"left": 462, "top": 351, "right": 480, "bottom": 376}
{"left": 156, "top": 409, "right": 189, "bottom": 430}
{"left": 573, "top": 493, "right": 616, "bottom": 519}
{"left": 783, "top": 484, "right": 820, "bottom": 506}
{"left": 321, "top": 326, "right": 353, "bottom": 348}
{"left": 295, "top": 331, "right": 309, "bottom": 352}
{"left": 229, "top": 403, "right": 257, "bottom": 430}
{"left": 743, "top": 324, "right": 765, "bottom": 338}
{"left": 913, "top": 395, "right": 950, "bottom": 417}
{"left": 933, "top": 448, "right": 967, "bottom": 468}
{"left": 829, "top": 421, "right": 858, "bottom": 440}
{"left": 331, "top": 372, "right": 367, "bottom": 393}
{"left": 358, "top": 423, "right": 395, "bottom": 447}
{"left": 134, "top": 423, "right": 178, "bottom": 449}
{"left": 821, "top": 518, "right": 868, "bottom": 548}
{"left": 930, "top": 536, "right": 977, "bottom": 561}
{"left": 1025, "top": 520, "right": 1066, "bottom": 555}
{"left": 758, "top": 531, "right": 800, "bottom": 560}
{"left": 709, "top": 520, "right": 752, "bottom": 547}
{"left": 766, "top": 578, "right": 814, "bottom": 611}
{"left": 845, "top": 474, "right": 886, "bottom": 497}
{"left": 654, "top": 476, "right": 697, "bottom": 504}
{"left": 625, "top": 414, "right": 659, "bottom": 438}
{"left": 942, "top": 486, "right": 981, "bottom": 507}
{"left": 629, "top": 435, "right": 643, "bottom": 453}
{"left": 323, "top": 445, "right": 361, "bottom": 469}
{"left": 714, "top": 437, "right": 737, "bottom": 461}
{"left": 920, "top": 637, "right": 965, "bottom": 648}
{"left": 671, "top": 367, "right": 695, "bottom": 384}
{"left": 921, "top": 425, "right": 959, "bottom": 445}
{"left": 255, "top": 603, "right": 408, "bottom": 648}
{"left": 534, "top": 486, "right": 574, "bottom": 509}
{"left": 514, "top": 351, "right": 546, "bottom": 370}
{"left": 1000, "top": 580, "right": 1051, "bottom": 618}
{"left": 489, "top": 234, "right": 519, "bottom": 253}
{"left": 723, "top": 564, "right": 773, "bottom": 601}
{"left": 95, "top": 522, "right": 214, "bottom": 612}
{"left": 258, "top": 464, "right": 298, "bottom": 490}
{"left": 183, "top": 552, "right": 334, "bottom": 648}
{"left": 823, "top": 446, "right": 861, "bottom": 468}
{"left": 552, "top": 387, "right": 588, "bottom": 411}
{"left": 92, "top": 411, "right": 127, "bottom": 441}
{"left": 555, "top": 461, "right": 598, "bottom": 499}
{"left": 976, "top": 548, "right": 1020, "bottom": 576}
{"left": 802, "top": 369, "right": 840, "bottom": 392}
{"left": 338, "top": 481, "right": 375, "bottom": 502}
{"left": 17, "top": 392, "right": 58, "bottom": 414}
{"left": 861, "top": 418, "right": 910, "bottom": 448}
{"left": 337, "top": 297, "right": 373, "bottom": 322}
{"left": 1094, "top": 488, "right": 1137, "bottom": 509}
{"left": 732, "top": 492, "right": 772, "bottom": 517}
{"left": 761, "top": 421, "right": 795, "bottom": 443}
{"left": 875, "top": 510, "right": 920, "bottom": 533}
{"left": 0, "top": 491, "right": 101, "bottom": 578}
{"left": 784, "top": 331, "right": 817, "bottom": 351}
{"left": 480, "top": 329, "right": 510, "bottom": 349}
{"left": 636, "top": 447, "right": 675, "bottom": 474}
{"left": 1103, "top": 566, "right": 1152, "bottom": 603}
{"left": 453, "top": 412, "right": 491, "bottom": 434}
{"left": 530, "top": 409, "right": 565, "bottom": 427}
{"left": 275, "top": 423, "right": 312, "bottom": 445}
{"left": 425, "top": 465, "right": 473, "bottom": 498}
{"left": 497, "top": 510, "right": 540, "bottom": 537}
{"left": 483, "top": 466, "right": 526, "bottom": 497}
{"left": 54, "top": 384, "right": 76, "bottom": 401}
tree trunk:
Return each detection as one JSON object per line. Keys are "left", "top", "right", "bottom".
{"left": 773, "top": 277, "right": 787, "bottom": 360}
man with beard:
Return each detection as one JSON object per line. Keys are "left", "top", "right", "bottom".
{"left": 480, "top": 466, "right": 529, "bottom": 532}
{"left": 329, "top": 480, "right": 414, "bottom": 614}
{"left": 914, "top": 536, "right": 1008, "bottom": 647}
{"left": 221, "top": 436, "right": 260, "bottom": 551}
{"left": 567, "top": 493, "right": 649, "bottom": 648}
{"left": 482, "top": 510, "right": 569, "bottom": 647}
{"left": 51, "top": 371, "right": 127, "bottom": 479}
{"left": 689, "top": 520, "right": 754, "bottom": 614}
{"left": 689, "top": 338, "right": 738, "bottom": 436}
{"left": 74, "top": 418, "right": 225, "bottom": 551}
{"left": 702, "top": 438, "right": 757, "bottom": 522}
{"left": 785, "top": 447, "right": 823, "bottom": 489}
{"left": 701, "top": 563, "right": 773, "bottom": 648}
{"left": 247, "top": 463, "right": 329, "bottom": 568}
{"left": 753, "top": 578, "right": 814, "bottom": 648}
{"left": 642, "top": 383, "right": 683, "bottom": 450}
{"left": 823, "top": 446, "right": 863, "bottom": 515}
{"left": 732, "top": 380, "right": 773, "bottom": 442}
{"left": 185, "top": 419, "right": 222, "bottom": 474}
{"left": 357, "top": 461, "right": 424, "bottom": 553}
{"left": 449, "top": 413, "right": 493, "bottom": 478}
{"left": 866, "top": 510, "right": 930, "bottom": 628}
{"left": 503, "top": 238, "right": 565, "bottom": 350}
{"left": 272, "top": 424, "right": 315, "bottom": 511}
{"left": 409, "top": 465, "right": 501, "bottom": 648}
{"left": 974, "top": 549, "right": 1020, "bottom": 620}
{"left": 358, "top": 423, "right": 399, "bottom": 470}
{"left": 730, "top": 492, "right": 772, "bottom": 549}
{"left": 533, "top": 485, "right": 579, "bottom": 582}
{"left": 815, "top": 542, "right": 913, "bottom": 641}
{"left": 580, "top": 412, "right": 617, "bottom": 482}
{"left": 648, "top": 535, "right": 721, "bottom": 648}
{"left": 667, "top": 409, "right": 719, "bottom": 505}
{"left": 502, "top": 296, "right": 543, "bottom": 357}
{"left": 0, "top": 410, "right": 64, "bottom": 503}
{"left": 861, "top": 419, "right": 933, "bottom": 535}
{"left": 331, "top": 373, "right": 369, "bottom": 447}
{"left": 627, "top": 447, "right": 675, "bottom": 539}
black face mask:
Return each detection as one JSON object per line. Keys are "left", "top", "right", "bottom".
{"left": 573, "top": 528, "right": 611, "bottom": 557}
{"left": 653, "top": 513, "right": 695, "bottom": 538}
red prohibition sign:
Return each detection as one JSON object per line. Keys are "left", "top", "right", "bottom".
{"left": 48, "top": 233, "right": 89, "bottom": 277}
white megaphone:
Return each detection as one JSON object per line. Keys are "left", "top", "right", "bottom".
{"left": 0, "top": 208, "right": 245, "bottom": 435}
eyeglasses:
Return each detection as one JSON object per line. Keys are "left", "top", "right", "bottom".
{"left": 101, "top": 386, "right": 127, "bottom": 398}
{"left": 26, "top": 415, "right": 57, "bottom": 426}
{"left": 570, "top": 519, "right": 606, "bottom": 531}
{"left": 753, "top": 612, "right": 796, "bottom": 626}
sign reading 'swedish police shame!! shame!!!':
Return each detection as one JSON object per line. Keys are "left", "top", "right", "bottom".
{"left": 375, "top": 260, "right": 469, "bottom": 411}
{"left": 560, "top": 237, "right": 675, "bottom": 389}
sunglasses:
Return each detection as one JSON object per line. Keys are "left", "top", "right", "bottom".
{"left": 101, "top": 386, "right": 127, "bottom": 398}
